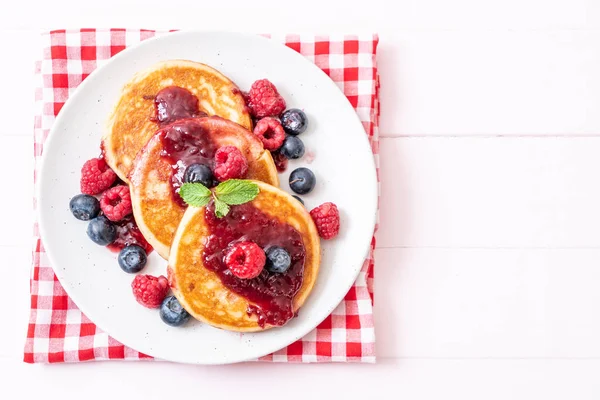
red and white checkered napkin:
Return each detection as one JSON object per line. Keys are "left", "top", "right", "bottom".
{"left": 25, "top": 30, "right": 380, "bottom": 363}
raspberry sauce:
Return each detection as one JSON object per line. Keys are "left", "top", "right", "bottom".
{"left": 202, "top": 202, "right": 306, "bottom": 327}
{"left": 152, "top": 86, "right": 207, "bottom": 127}
{"left": 107, "top": 215, "right": 152, "bottom": 254}
{"left": 271, "top": 150, "right": 288, "bottom": 172}
{"left": 158, "top": 119, "right": 218, "bottom": 207}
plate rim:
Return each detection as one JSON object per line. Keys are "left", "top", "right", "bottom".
{"left": 37, "top": 30, "right": 378, "bottom": 364}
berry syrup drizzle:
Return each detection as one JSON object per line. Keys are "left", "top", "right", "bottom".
{"left": 150, "top": 86, "right": 218, "bottom": 207}
{"left": 106, "top": 215, "right": 152, "bottom": 254}
{"left": 202, "top": 202, "right": 306, "bottom": 327}
{"left": 151, "top": 86, "right": 207, "bottom": 127}
{"left": 271, "top": 150, "right": 288, "bottom": 173}
{"left": 158, "top": 119, "right": 218, "bottom": 208}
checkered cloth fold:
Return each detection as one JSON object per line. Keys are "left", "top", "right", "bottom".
{"left": 25, "top": 30, "right": 380, "bottom": 363}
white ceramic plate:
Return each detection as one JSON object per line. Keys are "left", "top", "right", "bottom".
{"left": 38, "top": 31, "right": 377, "bottom": 364}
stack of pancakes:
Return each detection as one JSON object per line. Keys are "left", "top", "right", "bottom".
{"left": 103, "top": 60, "right": 320, "bottom": 331}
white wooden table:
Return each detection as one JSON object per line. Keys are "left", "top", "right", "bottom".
{"left": 3, "top": 1, "right": 600, "bottom": 398}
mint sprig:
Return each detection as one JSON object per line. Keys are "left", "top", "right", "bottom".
{"left": 179, "top": 179, "right": 260, "bottom": 218}
{"left": 213, "top": 197, "right": 230, "bottom": 218}
{"left": 215, "top": 179, "right": 260, "bottom": 205}
{"left": 179, "top": 183, "right": 212, "bottom": 207}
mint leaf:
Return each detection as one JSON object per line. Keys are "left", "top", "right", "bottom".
{"left": 214, "top": 196, "right": 230, "bottom": 218}
{"left": 179, "top": 183, "right": 211, "bottom": 207}
{"left": 215, "top": 179, "right": 260, "bottom": 205}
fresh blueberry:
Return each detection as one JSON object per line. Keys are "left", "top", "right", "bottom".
{"left": 69, "top": 194, "right": 100, "bottom": 221}
{"left": 118, "top": 245, "right": 147, "bottom": 273}
{"left": 86, "top": 216, "right": 117, "bottom": 246}
{"left": 280, "top": 108, "right": 308, "bottom": 136}
{"left": 160, "top": 296, "right": 191, "bottom": 327}
{"left": 280, "top": 136, "right": 305, "bottom": 159}
{"left": 184, "top": 163, "right": 215, "bottom": 187}
{"left": 289, "top": 167, "right": 316, "bottom": 194}
{"left": 292, "top": 195, "right": 304, "bottom": 205}
{"left": 265, "top": 246, "right": 292, "bottom": 274}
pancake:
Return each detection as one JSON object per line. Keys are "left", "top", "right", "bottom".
{"left": 103, "top": 60, "right": 252, "bottom": 182}
{"left": 129, "top": 116, "right": 278, "bottom": 260}
{"left": 168, "top": 181, "right": 320, "bottom": 332}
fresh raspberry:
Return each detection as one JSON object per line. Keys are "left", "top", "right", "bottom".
{"left": 253, "top": 117, "right": 286, "bottom": 151}
{"left": 99, "top": 185, "right": 132, "bottom": 221}
{"left": 224, "top": 241, "right": 266, "bottom": 279}
{"left": 246, "top": 79, "right": 286, "bottom": 118}
{"left": 131, "top": 274, "right": 169, "bottom": 308}
{"left": 80, "top": 158, "right": 117, "bottom": 195}
{"left": 310, "top": 202, "right": 340, "bottom": 240}
{"left": 213, "top": 146, "right": 248, "bottom": 181}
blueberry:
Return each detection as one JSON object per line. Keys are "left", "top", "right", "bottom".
{"left": 292, "top": 195, "right": 304, "bottom": 205}
{"left": 184, "top": 163, "right": 214, "bottom": 187}
{"left": 86, "top": 216, "right": 117, "bottom": 246}
{"left": 69, "top": 194, "right": 100, "bottom": 221}
{"left": 265, "top": 246, "right": 292, "bottom": 274}
{"left": 280, "top": 136, "right": 305, "bottom": 159}
{"left": 160, "top": 296, "right": 191, "bottom": 327}
{"left": 289, "top": 167, "right": 316, "bottom": 194}
{"left": 118, "top": 245, "right": 147, "bottom": 273}
{"left": 280, "top": 108, "right": 308, "bottom": 136}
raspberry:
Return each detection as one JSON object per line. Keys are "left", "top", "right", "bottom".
{"left": 224, "top": 241, "right": 266, "bottom": 279}
{"left": 131, "top": 274, "right": 169, "bottom": 308}
{"left": 246, "top": 79, "right": 286, "bottom": 118}
{"left": 80, "top": 158, "right": 117, "bottom": 195}
{"left": 253, "top": 117, "right": 286, "bottom": 151}
{"left": 310, "top": 202, "right": 340, "bottom": 240}
{"left": 213, "top": 146, "right": 248, "bottom": 181}
{"left": 100, "top": 185, "right": 132, "bottom": 221}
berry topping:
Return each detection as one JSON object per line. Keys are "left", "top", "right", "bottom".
{"left": 80, "top": 158, "right": 117, "bottom": 195}
{"left": 106, "top": 215, "right": 152, "bottom": 254}
{"left": 265, "top": 246, "right": 292, "bottom": 274}
{"left": 280, "top": 108, "right": 308, "bottom": 135}
{"left": 184, "top": 163, "right": 215, "bottom": 187}
{"left": 213, "top": 146, "right": 248, "bottom": 181}
{"left": 118, "top": 245, "right": 148, "bottom": 274}
{"left": 160, "top": 296, "right": 191, "bottom": 327}
{"left": 292, "top": 195, "right": 304, "bottom": 205}
{"left": 87, "top": 215, "right": 117, "bottom": 246}
{"left": 253, "top": 117, "right": 286, "bottom": 151}
{"left": 310, "top": 202, "right": 340, "bottom": 240}
{"left": 246, "top": 79, "right": 286, "bottom": 118}
{"left": 153, "top": 86, "right": 204, "bottom": 126}
{"left": 289, "top": 167, "right": 316, "bottom": 194}
{"left": 272, "top": 150, "right": 288, "bottom": 172}
{"left": 280, "top": 135, "right": 305, "bottom": 159}
{"left": 69, "top": 194, "right": 100, "bottom": 221}
{"left": 131, "top": 274, "right": 169, "bottom": 309}
{"left": 100, "top": 185, "right": 133, "bottom": 222}
{"left": 223, "top": 241, "right": 266, "bottom": 279}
